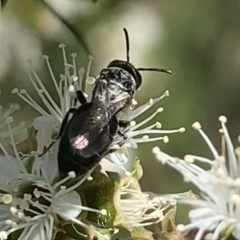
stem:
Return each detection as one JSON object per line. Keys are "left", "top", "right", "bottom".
{"left": 1, "top": 0, "right": 8, "bottom": 9}
{"left": 37, "top": 0, "right": 91, "bottom": 55}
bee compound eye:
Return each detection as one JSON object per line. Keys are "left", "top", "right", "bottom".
{"left": 122, "top": 79, "right": 134, "bottom": 89}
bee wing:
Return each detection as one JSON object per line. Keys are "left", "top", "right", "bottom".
{"left": 68, "top": 105, "right": 116, "bottom": 158}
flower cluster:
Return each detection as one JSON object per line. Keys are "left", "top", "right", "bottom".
{"left": 153, "top": 116, "right": 240, "bottom": 240}
{"left": 0, "top": 45, "right": 183, "bottom": 239}
{"left": 3, "top": 43, "right": 240, "bottom": 240}
{"left": 0, "top": 117, "right": 109, "bottom": 240}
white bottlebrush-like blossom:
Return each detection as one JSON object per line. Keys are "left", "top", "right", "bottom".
{"left": 114, "top": 176, "right": 176, "bottom": 229}
{"left": 13, "top": 44, "right": 184, "bottom": 174}
{"left": 0, "top": 117, "right": 108, "bottom": 240}
{"left": 112, "top": 90, "right": 185, "bottom": 148}
{"left": 12, "top": 44, "right": 92, "bottom": 125}
{"left": 153, "top": 116, "right": 240, "bottom": 240}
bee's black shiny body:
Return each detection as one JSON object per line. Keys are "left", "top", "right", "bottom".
{"left": 51, "top": 28, "right": 171, "bottom": 178}
{"left": 58, "top": 65, "right": 137, "bottom": 178}
{"left": 58, "top": 103, "right": 119, "bottom": 177}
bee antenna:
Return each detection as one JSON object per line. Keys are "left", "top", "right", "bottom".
{"left": 123, "top": 28, "right": 130, "bottom": 62}
{"left": 137, "top": 68, "right": 172, "bottom": 75}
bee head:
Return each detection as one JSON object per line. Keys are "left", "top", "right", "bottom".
{"left": 93, "top": 28, "right": 171, "bottom": 111}
{"left": 107, "top": 60, "right": 142, "bottom": 89}
{"left": 107, "top": 28, "right": 172, "bottom": 90}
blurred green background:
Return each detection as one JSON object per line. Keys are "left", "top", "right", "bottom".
{"left": 1, "top": 0, "right": 240, "bottom": 223}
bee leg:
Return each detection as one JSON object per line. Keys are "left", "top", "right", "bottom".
{"left": 108, "top": 148, "right": 116, "bottom": 154}
{"left": 38, "top": 108, "right": 76, "bottom": 157}
{"left": 75, "top": 90, "right": 87, "bottom": 105}
{"left": 58, "top": 108, "right": 76, "bottom": 137}
{"left": 118, "top": 130, "right": 128, "bottom": 140}
{"left": 108, "top": 132, "right": 127, "bottom": 154}
{"left": 117, "top": 120, "right": 130, "bottom": 144}
{"left": 118, "top": 120, "right": 130, "bottom": 129}
{"left": 38, "top": 141, "right": 56, "bottom": 157}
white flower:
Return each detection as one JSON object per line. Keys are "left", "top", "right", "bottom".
{"left": 153, "top": 116, "right": 240, "bottom": 240}
{"left": 114, "top": 176, "right": 176, "bottom": 229}
{"left": 97, "top": 88, "right": 184, "bottom": 176}
{"left": 14, "top": 44, "right": 184, "bottom": 175}
{"left": 12, "top": 44, "right": 93, "bottom": 126}
{"left": 112, "top": 90, "right": 185, "bottom": 148}
{"left": 101, "top": 91, "right": 185, "bottom": 175}
{"left": 0, "top": 117, "right": 108, "bottom": 240}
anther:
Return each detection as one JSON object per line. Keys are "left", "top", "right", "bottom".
{"left": 5, "top": 220, "right": 12, "bottom": 225}
{"left": 86, "top": 77, "right": 96, "bottom": 84}
{"left": 42, "top": 55, "right": 49, "bottom": 60}
{"left": 163, "top": 136, "right": 169, "bottom": 143}
{"left": 176, "top": 224, "right": 185, "bottom": 231}
{"left": 156, "top": 122, "right": 162, "bottom": 129}
{"left": 218, "top": 128, "right": 224, "bottom": 134}
{"left": 219, "top": 115, "right": 227, "bottom": 123}
{"left": 157, "top": 107, "right": 164, "bottom": 113}
{"left": 235, "top": 147, "right": 240, "bottom": 156}
{"left": 165, "top": 90, "right": 170, "bottom": 97}
{"left": 17, "top": 212, "right": 24, "bottom": 219}
{"left": 132, "top": 99, "right": 138, "bottom": 105}
{"left": 101, "top": 209, "right": 107, "bottom": 215}
{"left": 192, "top": 121, "right": 201, "bottom": 130}
{"left": 152, "top": 146, "right": 160, "bottom": 154}
{"left": 179, "top": 127, "right": 186, "bottom": 133}
{"left": 88, "top": 55, "right": 94, "bottom": 60}
{"left": 59, "top": 44, "right": 66, "bottom": 48}
{"left": 10, "top": 207, "right": 18, "bottom": 214}
{"left": 20, "top": 89, "right": 27, "bottom": 94}
{"left": 2, "top": 194, "right": 13, "bottom": 204}
{"left": 149, "top": 98, "right": 153, "bottom": 105}
{"left": 130, "top": 121, "right": 136, "bottom": 127}
{"left": 11, "top": 88, "right": 18, "bottom": 94}
{"left": 6, "top": 117, "right": 13, "bottom": 123}
{"left": 68, "top": 171, "right": 76, "bottom": 178}
{"left": 68, "top": 85, "right": 75, "bottom": 93}
{"left": 0, "top": 231, "right": 7, "bottom": 239}
{"left": 72, "top": 75, "right": 78, "bottom": 82}
{"left": 184, "top": 155, "right": 194, "bottom": 163}
{"left": 87, "top": 176, "right": 93, "bottom": 181}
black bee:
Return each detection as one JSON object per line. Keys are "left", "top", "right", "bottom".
{"left": 41, "top": 28, "right": 171, "bottom": 178}
{"left": 57, "top": 85, "right": 127, "bottom": 178}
